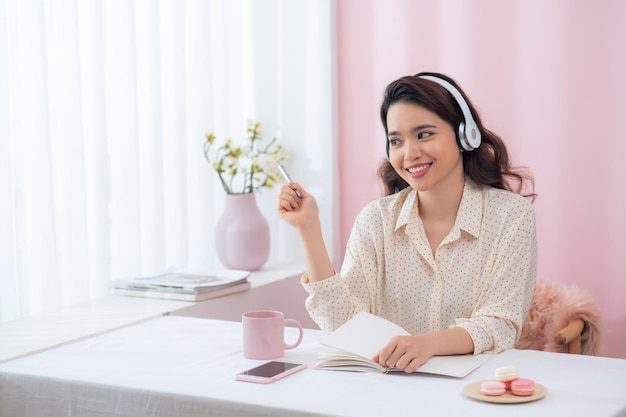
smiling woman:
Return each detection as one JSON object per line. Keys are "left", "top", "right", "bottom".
{"left": 278, "top": 72, "right": 538, "bottom": 373}
{"left": 0, "top": 0, "right": 337, "bottom": 322}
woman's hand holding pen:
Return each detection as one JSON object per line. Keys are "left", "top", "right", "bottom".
{"left": 277, "top": 182, "right": 336, "bottom": 283}
{"left": 277, "top": 183, "right": 319, "bottom": 229}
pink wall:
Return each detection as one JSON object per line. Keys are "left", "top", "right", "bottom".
{"left": 336, "top": 0, "right": 626, "bottom": 358}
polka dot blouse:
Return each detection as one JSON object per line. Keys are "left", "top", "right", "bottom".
{"left": 302, "top": 178, "right": 538, "bottom": 354}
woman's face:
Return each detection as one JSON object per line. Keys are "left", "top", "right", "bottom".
{"left": 386, "top": 102, "right": 464, "bottom": 193}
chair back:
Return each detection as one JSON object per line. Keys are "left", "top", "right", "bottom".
{"left": 515, "top": 281, "right": 602, "bottom": 355}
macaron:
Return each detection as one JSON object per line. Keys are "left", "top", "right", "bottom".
{"left": 480, "top": 380, "right": 506, "bottom": 396}
{"left": 495, "top": 365, "right": 520, "bottom": 389}
{"left": 511, "top": 378, "right": 536, "bottom": 396}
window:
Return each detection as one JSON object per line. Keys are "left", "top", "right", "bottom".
{"left": 0, "top": 0, "right": 337, "bottom": 321}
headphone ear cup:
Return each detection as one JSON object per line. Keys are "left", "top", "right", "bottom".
{"left": 456, "top": 118, "right": 482, "bottom": 152}
{"left": 457, "top": 122, "right": 468, "bottom": 151}
{"left": 458, "top": 120, "right": 481, "bottom": 151}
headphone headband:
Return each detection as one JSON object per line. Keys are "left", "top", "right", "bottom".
{"left": 418, "top": 74, "right": 481, "bottom": 152}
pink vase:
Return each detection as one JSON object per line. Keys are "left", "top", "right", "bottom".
{"left": 215, "top": 193, "right": 270, "bottom": 271}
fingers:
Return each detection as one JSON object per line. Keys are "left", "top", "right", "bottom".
{"left": 375, "top": 338, "right": 398, "bottom": 370}
{"left": 287, "top": 182, "right": 303, "bottom": 200}
{"left": 277, "top": 184, "right": 302, "bottom": 212}
{"left": 376, "top": 336, "right": 428, "bottom": 373}
{"left": 394, "top": 353, "right": 424, "bottom": 373}
{"left": 403, "top": 357, "right": 424, "bottom": 374}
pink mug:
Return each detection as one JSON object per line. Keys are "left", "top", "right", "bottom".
{"left": 242, "top": 310, "right": 304, "bottom": 360}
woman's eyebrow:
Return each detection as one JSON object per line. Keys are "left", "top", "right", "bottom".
{"left": 387, "top": 124, "right": 437, "bottom": 137}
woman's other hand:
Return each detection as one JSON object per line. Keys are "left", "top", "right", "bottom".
{"left": 373, "top": 334, "right": 434, "bottom": 373}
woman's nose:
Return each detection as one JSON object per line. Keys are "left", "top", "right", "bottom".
{"left": 405, "top": 139, "right": 423, "bottom": 159}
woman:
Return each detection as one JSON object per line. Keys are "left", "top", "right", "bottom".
{"left": 277, "top": 72, "right": 537, "bottom": 373}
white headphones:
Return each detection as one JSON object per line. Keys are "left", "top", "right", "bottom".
{"left": 419, "top": 74, "right": 482, "bottom": 152}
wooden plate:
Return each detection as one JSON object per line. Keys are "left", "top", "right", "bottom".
{"left": 463, "top": 380, "right": 547, "bottom": 404}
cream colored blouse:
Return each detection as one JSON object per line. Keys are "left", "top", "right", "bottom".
{"left": 302, "top": 179, "right": 537, "bottom": 354}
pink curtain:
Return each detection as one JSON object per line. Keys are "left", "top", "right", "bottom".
{"left": 336, "top": 0, "right": 626, "bottom": 358}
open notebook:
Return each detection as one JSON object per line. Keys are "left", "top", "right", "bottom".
{"left": 316, "top": 312, "right": 493, "bottom": 378}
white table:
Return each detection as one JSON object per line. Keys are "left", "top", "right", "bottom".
{"left": 1, "top": 316, "right": 624, "bottom": 417}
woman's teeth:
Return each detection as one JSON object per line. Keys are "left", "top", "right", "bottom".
{"left": 408, "top": 164, "right": 430, "bottom": 173}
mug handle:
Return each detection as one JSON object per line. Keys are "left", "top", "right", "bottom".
{"left": 283, "top": 318, "right": 304, "bottom": 350}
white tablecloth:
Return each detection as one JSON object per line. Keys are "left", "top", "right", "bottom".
{"left": 1, "top": 316, "right": 625, "bottom": 417}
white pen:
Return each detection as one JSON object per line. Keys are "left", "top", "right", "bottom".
{"left": 276, "top": 162, "right": 302, "bottom": 198}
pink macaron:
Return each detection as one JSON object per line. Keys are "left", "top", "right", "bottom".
{"left": 511, "top": 378, "right": 536, "bottom": 396}
{"left": 480, "top": 380, "right": 506, "bottom": 396}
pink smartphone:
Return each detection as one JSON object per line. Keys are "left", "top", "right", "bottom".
{"left": 235, "top": 361, "right": 307, "bottom": 384}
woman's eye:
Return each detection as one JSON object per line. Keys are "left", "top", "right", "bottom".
{"left": 417, "top": 132, "right": 433, "bottom": 140}
{"left": 389, "top": 138, "right": 400, "bottom": 146}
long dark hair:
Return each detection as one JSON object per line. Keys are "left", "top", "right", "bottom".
{"left": 378, "top": 72, "right": 535, "bottom": 200}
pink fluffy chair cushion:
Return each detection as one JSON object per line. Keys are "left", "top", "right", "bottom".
{"left": 515, "top": 281, "right": 602, "bottom": 355}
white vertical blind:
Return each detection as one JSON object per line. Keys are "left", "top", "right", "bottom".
{"left": 0, "top": 0, "right": 337, "bottom": 322}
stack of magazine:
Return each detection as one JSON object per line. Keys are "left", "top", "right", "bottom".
{"left": 111, "top": 269, "right": 251, "bottom": 302}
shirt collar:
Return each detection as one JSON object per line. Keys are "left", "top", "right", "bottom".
{"left": 395, "top": 178, "right": 483, "bottom": 239}
{"left": 395, "top": 187, "right": 416, "bottom": 231}
{"left": 456, "top": 178, "right": 482, "bottom": 239}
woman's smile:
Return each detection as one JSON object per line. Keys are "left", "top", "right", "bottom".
{"left": 407, "top": 163, "right": 432, "bottom": 177}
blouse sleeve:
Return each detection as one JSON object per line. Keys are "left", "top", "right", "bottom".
{"left": 454, "top": 199, "right": 538, "bottom": 354}
{"left": 301, "top": 202, "right": 385, "bottom": 334}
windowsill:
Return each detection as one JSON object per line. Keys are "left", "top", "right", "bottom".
{"left": 0, "top": 261, "right": 305, "bottom": 364}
